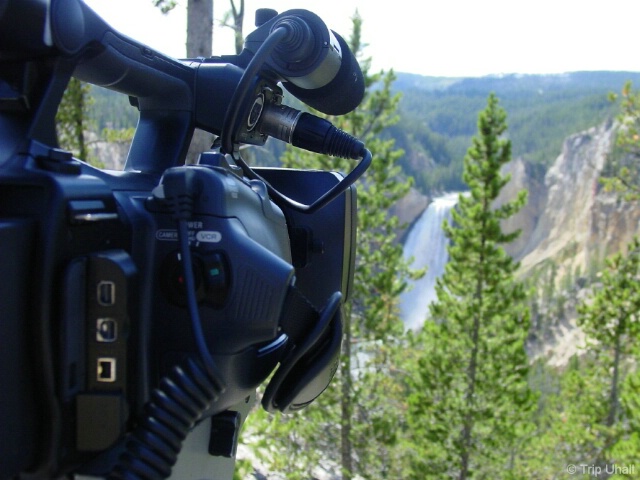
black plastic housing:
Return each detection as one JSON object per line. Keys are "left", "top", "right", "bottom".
{"left": 0, "top": 0, "right": 362, "bottom": 477}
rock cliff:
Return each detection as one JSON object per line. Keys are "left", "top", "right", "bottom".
{"left": 504, "top": 120, "right": 640, "bottom": 277}
{"left": 499, "top": 120, "right": 640, "bottom": 365}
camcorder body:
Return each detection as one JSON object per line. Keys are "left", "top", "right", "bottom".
{"left": 0, "top": 0, "right": 369, "bottom": 478}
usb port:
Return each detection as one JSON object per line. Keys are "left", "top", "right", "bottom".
{"left": 97, "top": 281, "right": 116, "bottom": 306}
{"left": 96, "top": 318, "right": 117, "bottom": 342}
{"left": 97, "top": 358, "right": 116, "bottom": 382}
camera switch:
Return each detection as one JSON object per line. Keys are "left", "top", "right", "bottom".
{"left": 97, "top": 358, "right": 117, "bottom": 382}
{"left": 96, "top": 318, "right": 117, "bottom": 342}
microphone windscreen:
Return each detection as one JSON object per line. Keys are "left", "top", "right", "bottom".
{"left": 282, "top": 31, "right": 365, "bottom": 116}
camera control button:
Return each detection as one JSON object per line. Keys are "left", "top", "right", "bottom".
{"left": 160, "top": 250, "right": 205, "bottom": 306}
{"left": 203, "top": 253, "right": 229, "bottom": 308}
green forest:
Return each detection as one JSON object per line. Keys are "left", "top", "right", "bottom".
{"left": 54, "top": 13, "right": 640, "bottom": 480}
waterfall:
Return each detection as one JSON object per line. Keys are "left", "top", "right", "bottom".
{"left": 399, "top": 192, "right": 460, "bottom": 330}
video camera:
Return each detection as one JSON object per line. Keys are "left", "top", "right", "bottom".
{"left": 0, "top": 0, "right": 370, "bottom": 478}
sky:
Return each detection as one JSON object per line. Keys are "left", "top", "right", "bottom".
{"left": 84, "top": 0, "right": 640, "bottom": 78}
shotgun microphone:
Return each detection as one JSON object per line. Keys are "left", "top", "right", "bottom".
{"left": 246, "top": 9, "right": 365, "bottom": 116}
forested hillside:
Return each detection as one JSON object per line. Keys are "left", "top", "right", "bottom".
{"left": 89, "top": 86, "right": 138, "bottom": 131}
{"left": 391, "top": 71, "right": 640, "bottom": 193}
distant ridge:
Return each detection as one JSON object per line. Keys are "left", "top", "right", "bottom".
{"left": 393, "top": 70, "right": 640, "bottom": 93}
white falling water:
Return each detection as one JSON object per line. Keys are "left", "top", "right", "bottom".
{"left": 399, "top": 192, "right": 460, "bottom": 330}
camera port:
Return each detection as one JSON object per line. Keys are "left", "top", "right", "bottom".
{"left": 97, "top": 358, "right": 116, "bottom": 382}
{"left": 97, "top": 281, "right": 116, "bottom": 306}
{"left": 96, "top": 318, "right": 117, "bottom": 342}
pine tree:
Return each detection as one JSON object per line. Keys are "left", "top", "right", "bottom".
{"left": 578, "top": 238, "right": 640, "bottom": 425}
{"left": 514, "top": 354, "right": 612, "bottom": 477}
{"left": 406, "top": 93, "right": 534, "bottom": 479}
{"left": 602, "top": 81, "right": 640, "bottom": 201}
{"left": 574, "top": 237, "right": 640, "bottom": 463}
{"left": 242, "top": 12, "right": 422, "bottom": 480}
{"left": 610, "top": 368, "right": 640, "bottom": 469}
{"left": 220, "top": 0, "right": 244, "bottom": 55}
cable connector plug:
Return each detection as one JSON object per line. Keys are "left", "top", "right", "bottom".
{"left": 258, "top": 104, "right": 365, "bottom": 159}
{"left": 153, "top": 168, "right": 202, "bottom": 221}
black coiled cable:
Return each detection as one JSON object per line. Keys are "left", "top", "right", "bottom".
{"left": 108, "top": 356, "right": 221, "bottom": 480}
{"left": 109, "top": 181, "right": 226, "bottom": 479}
